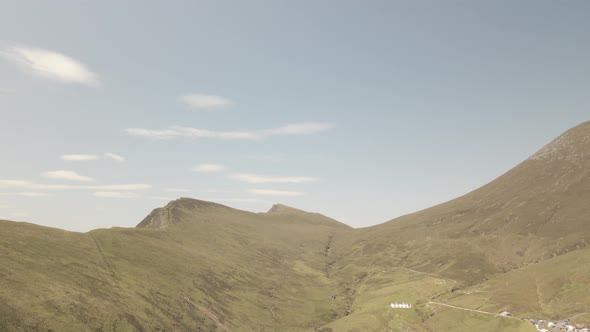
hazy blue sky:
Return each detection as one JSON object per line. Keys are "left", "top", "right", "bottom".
{"left": 1, "top": 1, "right": 588, "bottom": 231}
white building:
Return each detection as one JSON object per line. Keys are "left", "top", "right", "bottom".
{"left": 390, "top": 302, "right": 412, "bottom": 309}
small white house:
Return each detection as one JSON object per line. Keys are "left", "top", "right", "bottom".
{"left": 499, "top": 311, "right": 513, "bottom": 317}
{"left": 565, "top": 325, "right": 575, "bottom": 332}
{"left": 548, "top": 322, "right": 556, "bottom": 328}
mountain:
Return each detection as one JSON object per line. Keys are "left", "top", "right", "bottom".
{"left": 334, "top": 120, "right": 590, "bottom": 280}
{"left": 322, "top": 120, "right": 590, "bottom": 330}
{"left": 0, "top": 121, "right": 589, "bottom": 331}
{"left": 0, "top": 198, "right": 348, "bottom": 331}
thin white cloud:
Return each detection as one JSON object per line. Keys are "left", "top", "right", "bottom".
{"left": 125, "top": 122, "right": 333, "bottom": 140}
{"left": 264, "top": 122, "right": 335, "bottom": 136}
{"left": 0, "top": 180, "right": 32, "bottom": 188}
{"left": 2, "top": 189, "right": 50, "bottom": 199}
{"left": 0, "top": 179, "right": 150, "bottom": 191}
{"left": 103, "top": 153, "right": 125, "bottom": 162}
{"left": 125, "top": 126, "right": 258, "bottom": 140}
{"left": 3, "top": 46, "right": 98, "bottom": 85}
{"left": 42, "top": 170, "right": 94, "bottom": 182}
{"left": 18, "top": 192, "right": 50, "bottom": 197}
{"left": 34, "top": 184, "right": 78, "bottom": 189}
{"left": 179, "top": 94, "right": 233, "bottom": 109}
{"left": 93, "top": 192, "right": 138, "bottom": 198}
{"left": 245, "top": 155, "right": 283, "bottom": 162}
{"left": 209, "top": 198, "right": 260, "bottom": 203}
{"left": 229, "top": 173, "right": 317, "bottom": 184}
{"left": 247, "top": 189, "right": 304, "bottom": 196}
{"left": 151, "top": 196, "right": 174, "bottom": 200}
{"left": 89, "top": 184, "right": 150, "bottom": 190}
{"left": 164, "top": 188, "right": 189, "bottom": 192}
{"left": 192, "top": 164, "right": 226, "bottom": 173}
{"left": 11, "top": 212, "right": 29, "bottom": 217}
{"left": 203, "top": 189, "right": 239, "bottom": 194}
{"left": 61, "top": 153, "right": 125, "bottom": 162}
{"left": 61, "top": 154, "right": 100, "bottom": 161}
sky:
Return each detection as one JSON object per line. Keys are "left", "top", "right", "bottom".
{"left": 0, "top": 1, "right": 589, "bottom": 232}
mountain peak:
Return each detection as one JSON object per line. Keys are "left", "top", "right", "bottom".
{"left": 528, "top": 120, "right": 590, "bottom": 163}
{"left": 267, "top": 203, "right": 299, "bottom": 214}
{"left": 265, "top": 203, "right": 351, "bottom": 229}
{"left": 136, "top": 197, "right": 231, "bottom": 229}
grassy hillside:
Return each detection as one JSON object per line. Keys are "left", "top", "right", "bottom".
{"left": 331, "top": 120, "right": 590, "bottom": 286}
{"left": 440, "top": 247, "right": 590, "bottom": 326}
{"left": 0, "top": 200, "right": 348, "bottom": 331}
{"left": 0, "top": 121, "right": 589, "bottom": 331}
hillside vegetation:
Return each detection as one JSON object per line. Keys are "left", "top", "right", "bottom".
{"left": 1, "top": 121, "right": 589, "bottom": 331}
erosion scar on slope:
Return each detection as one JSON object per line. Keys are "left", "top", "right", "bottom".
{"left": 91, "top": 234, "right": 120, "bottom": 287}
{"left": 183, "top": 296, "right": 232, "bottom": 332}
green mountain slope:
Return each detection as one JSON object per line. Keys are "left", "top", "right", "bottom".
{"left": 331, "top": 120, "right": 590, "bottom": 285}
{"left": 0, "top": 199, "right": 347, "bottom": 331}
{"left": 439, "top": 246, "right": 590, "bottom": 326}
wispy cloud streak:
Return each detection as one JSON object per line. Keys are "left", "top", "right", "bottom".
{"left": 179, "top": 94, "right": 233, "bottom": 109}
{"left": 0, "top": 179, "right": 150, "bottom": 191}
{"left": 229, "top": 173, "right": 317, "bottom": 184}
{"left": 93, "top": 192, "right": 138, "bottom": 198}
{"left": 126, "top": 122, "right": 334, "bottom": 140}
{"left": 192, "top": 164, "right": 226, "bottom": 173}
{"left": 61, "top": 153, "right": 125, "bottom": 162}
{"left": 42, "top": 170, "right": 94, "bottom": 182}
{"left": 247, "top": 189, "right": 304, "bottom": 196}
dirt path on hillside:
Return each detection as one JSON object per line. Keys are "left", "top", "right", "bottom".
{"left": 395, "top": 266, "right": 454, "bottom": 281}
{"left": 427, "top": 301, "right": 520, "bottom": 320}
{"left": 564, "top": 312, "right": 587, "bottom": 321}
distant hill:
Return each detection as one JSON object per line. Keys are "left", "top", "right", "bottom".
{"left": 1, "top": 121, "right": 589, "bottom": 331}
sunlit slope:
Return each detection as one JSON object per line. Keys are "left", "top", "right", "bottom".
{"left": 440, "top": 246, "right": 590, "bottom": 326}
{"left": 129, "top": 198, "right": 349, "bottom": 329}
{"left": 0, "top": 220, "right": 209, "bottom": 331}
{"left": 0, "top": 199, "right": 348, "bottom": 331}
{"left": 332, "top": 121, "right": 590, "bottom": 286}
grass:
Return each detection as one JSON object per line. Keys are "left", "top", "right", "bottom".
{"left": 0, "top": 199, "right": 349, "bottom": 331}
